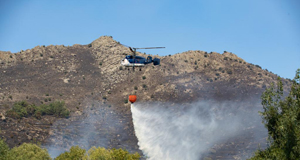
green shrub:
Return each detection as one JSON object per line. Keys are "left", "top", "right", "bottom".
{"left": 124, "top": 99, "right": 128, "bottom": 104}
{"left": 0, "top": 138, "right": 9, "bottom": 160}
{"left": 45, "top": 101, "right": 69, "bottom": 118}
{"left": 6, "top": 101, "right": 69, "bottom": 119}
{"left": 10, "top": 101, "right": 29, "bottom": 118}
{"left": 26, "top": 104, "right": 36, "bottom": 115}
{"left": 7, "top": 143, "right": 51, "bottom": 160}
{"left": 227, "top": 70, "right": 233, "bottom": 74}
{"left": 142, "top": 84, "right": 147, "bottom": 89}
{"left": 84, "top": 147, "right": 140, "bottom": 160}
{"left": 56, "top": 146, "right": 86, "bottom": 160}
{"left": 6, "top": 110, "right": 20, "bottom": 119}
{"left": 34, "top": 109, "right": 43, "bottom": 119}
{"left": 142, "top": 76, "right": 146, "bottom": 80}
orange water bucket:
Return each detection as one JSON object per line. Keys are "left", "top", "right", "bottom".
{"left": 129, "top": 95, "right": 137, "bottom": 103}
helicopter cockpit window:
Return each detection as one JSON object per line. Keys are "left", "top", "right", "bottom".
{"left": 126, "top": 55, "right": 133, "bottom": 59}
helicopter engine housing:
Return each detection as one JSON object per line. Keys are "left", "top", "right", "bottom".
{"left": 153, "top": 58, "right": 160, "bottom": 65}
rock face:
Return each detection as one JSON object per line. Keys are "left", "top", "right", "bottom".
{"left": 0, "top": 36, "right": 292, "bottom": 159}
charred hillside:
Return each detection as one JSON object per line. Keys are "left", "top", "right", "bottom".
{"left": 0, "top": 36, "right": 293, "bottom": 159}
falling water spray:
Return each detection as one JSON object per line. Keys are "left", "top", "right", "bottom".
{"left": 130, "top": 101, "right": 266, "bottom": 160}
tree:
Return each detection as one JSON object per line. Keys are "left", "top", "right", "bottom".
{"left": 55, "top": 146, "right": 86, "bottom": 160}
{"left": 250, "top": 69, "right": 300, "bottom": 160}
{"left": 83, "top": 147, "right": 140, "bottom": 160}
{"left": 7, "top": 143, "right": 51, "bottom": 160}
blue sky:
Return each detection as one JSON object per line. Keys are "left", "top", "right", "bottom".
{"left": 0, "top": 0, "right": 299, "bottom": 79}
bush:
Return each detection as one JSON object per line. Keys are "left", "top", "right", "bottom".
{"left": 44, "top": 101, "right": 69, "bottom": 118}
{"left": 56, "top": 146, "right": 86, "bottom": 160}
{"left": 6, "top": 110, "right": 20, "bottom": 119}
{"left": 0, "top": 139, "right": 140, "bottom": 160}
{"left": 7, "top": 143, "right": 51, "bottom": 160}
{"left": 124, "top": 99, "right": 128, "bottom": 104}
{"left": 142, "top": 84, "right": 147, "bottom": 89}
{"left": 10, "top": 101, "right": 29, "bottom": 118}
{"left": 134, "top": 86, "right": 138, "bottom": 90}
{"left": 0, "top": 138, "right": 9, "bottom": 160}
{"left": 255, "top": 64, "right": 262, "bottom": 69}
{"left": 227, "top": 70, "right": 233, "bottom": 74}
{"left": 84, "top": 147, "right": 140, "bottom": 160}
{"left": 6, "top": 101, "right": 69, "bottom": 119}
{"left": 142, "top": 76, "right": 146, "bottom": 80}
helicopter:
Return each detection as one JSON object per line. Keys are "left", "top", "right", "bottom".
{"left": 121, "top": 46, "right": 165, "bottom": 69}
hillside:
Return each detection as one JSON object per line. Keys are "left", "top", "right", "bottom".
{"left": 0, "top": 36, "right": 292, "bottom": 159}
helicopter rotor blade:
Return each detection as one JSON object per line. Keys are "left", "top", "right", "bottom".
{"left": 134, "top": 47, "right": 165, "bottom": 50}
{"left": 120, "top": 43, "right": 130, "bottom": 48}
{"left": 129, "top": 47, "right": 134, "bottom": 53}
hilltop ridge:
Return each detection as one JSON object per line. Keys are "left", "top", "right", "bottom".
{"left": 0, "top": 36, "right": 292, "bottom": 159}
{"left": 0, "top": 35, "right": 292, "bottom": 109}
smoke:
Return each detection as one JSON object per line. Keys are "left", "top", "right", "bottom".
{"left": 44, "top": 99, "right": 135, "bottom": 158}
{"left": 131, "top": 101, "right": 266, "bottom": 160}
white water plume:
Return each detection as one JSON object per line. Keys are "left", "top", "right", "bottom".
{"left": 131, "top": 101, "right": 265, "bottom": 160}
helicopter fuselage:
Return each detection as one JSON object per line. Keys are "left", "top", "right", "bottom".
{"left": 121, "top": 55, "right": 159, "bottom": 67}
